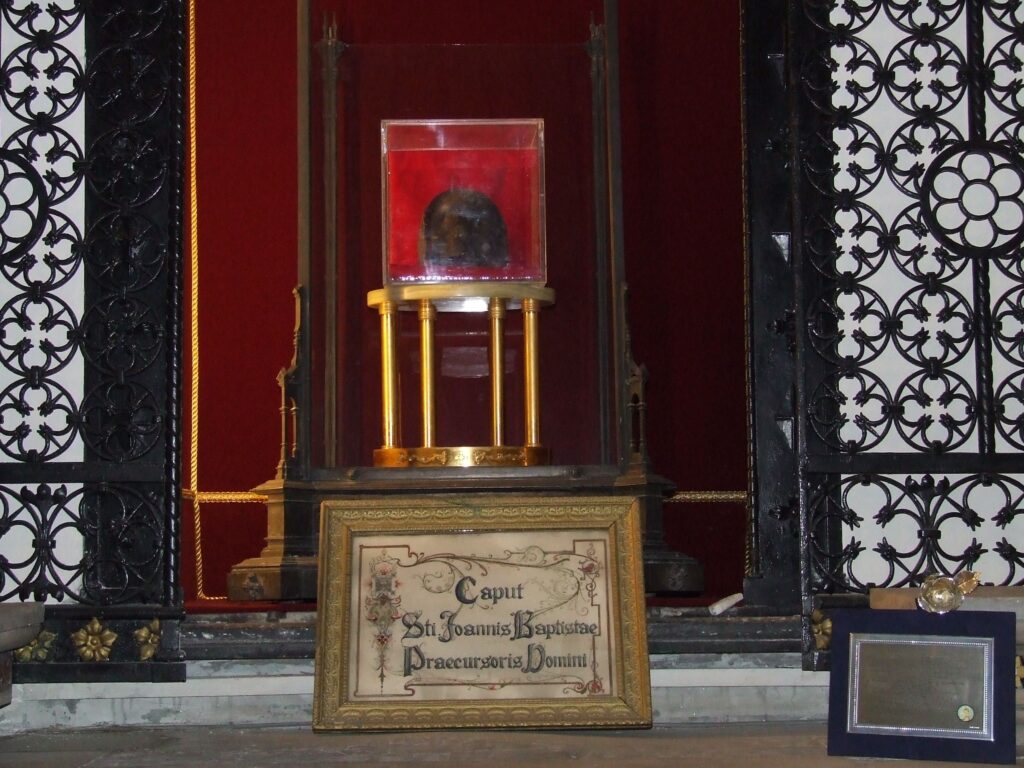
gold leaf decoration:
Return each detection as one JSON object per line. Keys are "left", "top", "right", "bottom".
{"left": 14, "top": 630, "right": 57, "bottom": 663}
{"left": 133, "top": 619, "right": 161, "bottom": 662}
{"left": 71, "top": 618, "right": 117, "bottom": 662}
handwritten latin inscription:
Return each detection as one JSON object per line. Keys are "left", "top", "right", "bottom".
{"left": 348, "top": 530, "right": 615, "bottom": 701}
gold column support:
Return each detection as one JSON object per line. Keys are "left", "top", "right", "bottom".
{"left": 368, "top": 283, "right": 553, "bottom": 467}
{"left": 489, "top": 297, "right": 506, "bottom": 446}
{"left": 419, "top": 299, "right": 436, "bottom": 448}
{"left": 523, "top": 297, "right": 541, "bottom": 447}
{"left": 379, "top": 300, "right": 400, "bottom": 448}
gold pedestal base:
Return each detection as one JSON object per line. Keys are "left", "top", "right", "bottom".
{"left": 373, "top": 445, "right": 549, "bottom": 468}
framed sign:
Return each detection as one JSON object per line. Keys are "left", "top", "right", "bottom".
{"left": 828, "top": 609, "right": 1016, "bottom": 765}
{"left": 313, "top": 495, "right": 651, "bottom": 731}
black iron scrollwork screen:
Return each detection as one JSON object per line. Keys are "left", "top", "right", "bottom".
{"left": 0, "top": 0, "right": 184, "bottom": 681}
{"left": 746, "top": 0, "right": 1024, "bottom": 654}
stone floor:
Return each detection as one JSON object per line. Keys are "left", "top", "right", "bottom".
{"left": 0, "top": 723, "right": 1017, "bottom": 767}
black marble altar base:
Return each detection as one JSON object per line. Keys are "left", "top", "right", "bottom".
{"left": 227, "top": 466, "right": 705, "bottom": 602}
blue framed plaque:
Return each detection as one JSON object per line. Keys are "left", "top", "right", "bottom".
{"left": 828, "top": 609, "right": 1016, "bottom": 765}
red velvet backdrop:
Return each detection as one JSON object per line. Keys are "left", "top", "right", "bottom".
{"left": 184, "top": 1, "right": 745, "bottom": 605}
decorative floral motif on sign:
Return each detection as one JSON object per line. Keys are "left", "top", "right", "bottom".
{"left": 364, "top": 554, "right": 402, "bottom": 691}
{"left": 564, "top": 542, "right": 604, "bottom": 696}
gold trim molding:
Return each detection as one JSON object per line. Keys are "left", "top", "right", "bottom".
{"left": 666, "top": 491, "right": 748, "bottom": 504}
{"left": 373, "top": 445, "right": 550, "bottom": 468}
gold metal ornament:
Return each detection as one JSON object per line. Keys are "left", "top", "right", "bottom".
{"left": 71, "top": 618, "right": 117, "bottom": 662}
{"left": 14, "top": 630, "right": 56, "bottom": 663}
{"left": 810, "top": 609, "right": 832, "bottom": 651}
{"left": 917, "top": 571, "right": 981, "bottom": 614}
{"left": 134, "top": 619, "right": 161, "bottom": 662}
{"left": 373, "top": 445, "right": 547, "bottom": 468}
{"left": 666, "top": 491, "right": 748, "bottom": 504}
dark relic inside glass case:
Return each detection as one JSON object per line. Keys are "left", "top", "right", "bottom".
{"left": 227, "top": 0, "right": 702, "bottom": 601}
{"left": 370, "top": 118, "right": 554, "bottom": 468}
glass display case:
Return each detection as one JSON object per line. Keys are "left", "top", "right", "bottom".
{"left": 227, "top": 0, "right": 702, "bottom": 601}
{"left": 383, "top": 119, "right": 546, "bottom": 287}
{"left": 372, "top": 119, "right": 553, "bottom": 468}
{"left": 305, "top": 12, "right": 605, "bottom": 469}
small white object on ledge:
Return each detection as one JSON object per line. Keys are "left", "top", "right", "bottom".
{"left": 708, "top": 592, "right": 744, "bottom": 616}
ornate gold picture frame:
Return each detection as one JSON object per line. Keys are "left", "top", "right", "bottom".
{"left": 313, "top": 495, "right": 651, "bottom": 731}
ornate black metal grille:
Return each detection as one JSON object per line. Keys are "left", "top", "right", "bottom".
{"left": 742, "top": 0, "right": 1024, "bottom": 648}
{"left": 0, "top": 0, "right": 183, "bottom": 681}
{"left": 793, "top": 0, "right": 1024, "bottom": 607}
{"left": 0, "top": 2, "right": 85, "bottom": 465}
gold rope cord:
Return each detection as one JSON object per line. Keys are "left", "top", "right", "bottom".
{"left": 187, "top": 0, "right": 270, "bottom": 600}
{"left": 185, "top": 0, "right": 225, "bottom": 601}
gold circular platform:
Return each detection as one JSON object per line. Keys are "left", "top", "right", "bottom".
{"left": 367, "top": 282, "right": 555, "bottom": 312}
{"left": 374, "top": 445, "right": 550, "bottom": 468}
